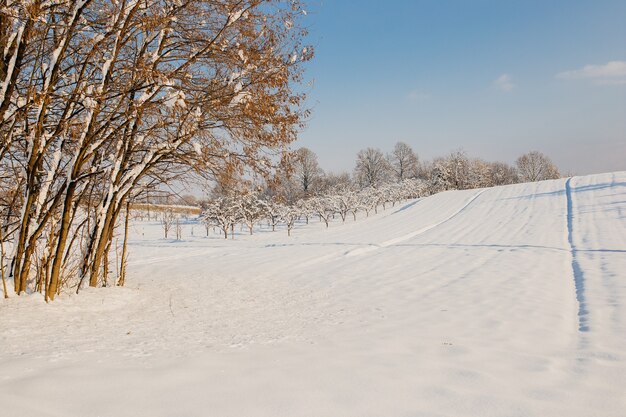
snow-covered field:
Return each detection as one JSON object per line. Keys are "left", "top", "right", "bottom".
{"left": 1, "top": 172, "right": 625, "bottom": 417}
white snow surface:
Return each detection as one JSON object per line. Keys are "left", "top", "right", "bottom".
{"left": 1, "top": 172, "right": 625, "bottom": 416}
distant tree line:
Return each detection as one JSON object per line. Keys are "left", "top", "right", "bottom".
{"left": 283, "top": 143, "right": 561, "bottom": 198}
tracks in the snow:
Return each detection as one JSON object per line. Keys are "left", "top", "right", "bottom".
{"left": 566, "top": 177, "right": 589, "bottom": 332}
{"left": 344, "top": 189, "right": 486, "bottom": 258}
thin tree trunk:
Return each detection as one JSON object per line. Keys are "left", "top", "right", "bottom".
{"left": 47, "top": 182, "right": 76, "bottom": 300}
{"left": 117, "top": 201, "right": 130, "bottom": 286}
{"left": 0, "top": 227, "right": 8, "bottom": 298}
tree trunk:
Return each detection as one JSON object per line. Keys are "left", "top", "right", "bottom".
{"left": 117, "top": 202, "right": 131, "bottom": 286}
{"left": 0, "top": 227, "right": 8, "bottom": 298}
{"left": 47, "top": 182, "right": 77, "bottom": 300}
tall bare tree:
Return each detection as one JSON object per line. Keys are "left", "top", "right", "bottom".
{"left": 293, "top": 147, "right": 323, "bottom": 196}
{"left": 388, "top": 142, "right": 418, "bottom": 181}
{"left": 354, "top": 147, "right": 390, "bottom": 188}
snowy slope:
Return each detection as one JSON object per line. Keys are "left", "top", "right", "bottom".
{"left": 1, "top": 172, "right": 625, "bottom": 417}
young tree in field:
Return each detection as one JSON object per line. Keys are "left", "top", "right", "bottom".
{"left": 293, "top": 147, "right": 323, "bottom": 197}
{"left": 161, "top": 210, "right": 176, "bottom": 239}
{"left": 278, "top": 204, "right": 300, "bottom": 236}
{"left": 308, "top": 196, "right": 335, "bottom": 228}
{"left": 354, "top": 148, "right": 391, "bottom": 188}
{"left": 201, "top": 197, "right": 237, "bottom": 239}
{"left": 358, "top": 188, "right": 380, "bottom": 217}
{"left": 389, "top": 142, "right": 419, "bottom": 182}
{"left": 296, "top": 198, "right": 313, "bottom": 224}
{"left": 516, "top": 151, "right": 561, "bottom": 182}
{"left": 332, "top": 187, "right": 359, "bottom": 222}
{"left": 262, "top": 199, "right": 282, "bottom": 232}
{"left": 235, "top": 191, "right": 265, "bottom": 235}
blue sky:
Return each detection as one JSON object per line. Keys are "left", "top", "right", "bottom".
{"left": 297, "top": 0, "right": 626, "bottom": 175}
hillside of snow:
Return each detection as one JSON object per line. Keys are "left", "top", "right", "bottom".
{"left": 1, "top": 172, "right": 625, "bottom": 417}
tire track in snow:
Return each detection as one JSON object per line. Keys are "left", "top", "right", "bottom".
{"left": 566, "top": 177, "right": 589, "bottom": 332}
{"left": 345, "top": 189, "right": 486, "bottom": 257}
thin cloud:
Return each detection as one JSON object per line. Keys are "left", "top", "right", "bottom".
{"left": 494, "top": 74, "right": 515, "bottom": 92}
{"left": 556, "top": 60, "right": 626, "bottom": 85}
{"left": 407, "top": 90, "right": 431, "bottom": 101}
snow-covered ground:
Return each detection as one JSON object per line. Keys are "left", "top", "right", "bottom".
{"left": 1, "top": 172, "right": 625, "bottom": 417}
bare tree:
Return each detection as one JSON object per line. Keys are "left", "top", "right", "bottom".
{"left": 294, "top": 147, "right": 323, "bottom": 197}
{"left": 354, "top": 148, "right": 391, "bottom": 188}
{"left": 161, "top": 210, "right": 176, "bottom": 239}
{"left": 516, "top": 151, "right": 561, "bottom": 182}
{"left": 389, "top": 142, "right": 419, "bottom": 181}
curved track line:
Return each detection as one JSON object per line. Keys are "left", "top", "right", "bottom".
{"left": 346, "top": 189, "right": 486, "bottom": 257}
{"left": 566, "top": 177, "right": 589, "bottom": 332}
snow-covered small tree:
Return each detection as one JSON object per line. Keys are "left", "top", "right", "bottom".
{"left": 331, "top": 187, "right": 360, "bottom": 222}
{"left": 262, "top": 199, "right": 283, "bottom": 232}
{"left": 296, "top": 198, "right": 313, "bottom": 224}
{"left": 279, "top": 205, "right": 300, "bottom": 236}
{"left": 308, "top": 196, "right": 335, "bottom": 228}
{"left": 400, "top": 178, "right": 427, "bottom": 199}
{"left": 234, "top": 191, "right": 265, "bottom": 235}
{"left": 201, "top": 197, "right": 237, "bottom": 239}
{"left": 357, "top": 187, "right": 382, "bottom": 216}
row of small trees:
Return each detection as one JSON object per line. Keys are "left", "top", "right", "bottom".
{"left": 0, "top": 0, "right": 310, "bottom": 300}
{"left": 201, "top": 178, "right": 428, "bottom": 238}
